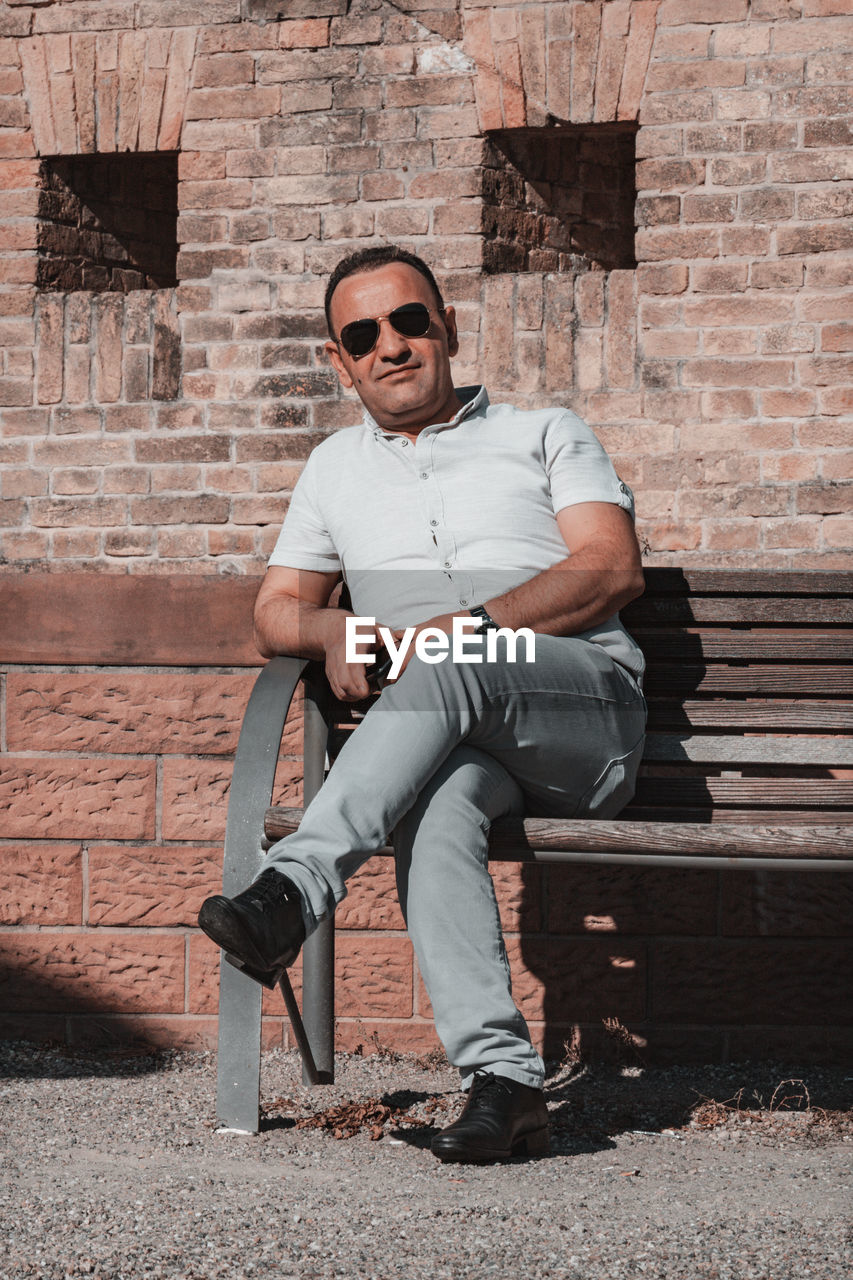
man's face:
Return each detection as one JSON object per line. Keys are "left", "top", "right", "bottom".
{"left": 325, "top": 262, "right": 460, "bottom": 432}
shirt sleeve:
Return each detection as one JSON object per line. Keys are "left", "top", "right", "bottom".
{"left": 267, "top": 452, "right": 342, "bottom": 573}
{"left": 544, "top": 410, "right": 636, "bottom": 520}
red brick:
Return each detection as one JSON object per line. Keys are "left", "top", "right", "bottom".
{"left": 637, "top": 263, "right": 689, "bottom": 294}
{"left": 162, "top": 758, "right": 301, "bottom": 841}
{"left": 683, "top": 192, "right": 737, "bottom": 222}
{"left": 636, "top": 156, "right": 705, "bottom": 190}
{"left": 684, "top": 294, "right": 790, "bottom": 326}
{"left": 774, "top": 14, "right": 853, "bottom": 51}
{"left": 762, "top": 389, "right": 817, "bottom": 417}
{"left": 89, "top": 845, "right": 223, "bottom": 927}
{"left": 636, "top": 126, "right": 683, "bottom": 159}
{"left": 0, "top": 843, "right": 83, "bottom": 925}
{"left": 331, "top": 859, "right": 405, "bottom": 931}
{"left": 618, "top": 0, "right": 659, "bottom": 120}
{"left": 0, "top": 758, "right": 156, "bottom": 839}
{"left": 821, "top": 322, "right": 853, "bottom": 351}
{"left": 636, "top": 194, "right": 680, "bottom": 226}
{"left": 193, "top": 52, "right": 254, "bottom": 88}
{"left": 5, "top": 672, "right": 267, "bottom": 755}
{"left": 186, "top": 85, "right": 280, "bottom": 120}
{"left": 569, "top": 0, "right": 601, "bottom": 123}
{"left": 641, "top": 91, "right": 714, "bottom": 125}
{"left": 803, "top": 119, "right": 853, "bottom": 148}
{"left": 279, "top": 18, "right": 330, "bottom": 49}
{"left": 819, "top": 386, "right": 853, "bottom": 415}
{"left": 30, "top": 497, "right": 126, "bottom": 527}
{"left": 824, "top": 515, "right": 853, "bottom": 547}
{"left": 635, "top": 227, "right": 720, "bottom": 260}
{"left": 0, "top": 933, "right": 185, "bottom": 1015}
{"left": 659, "top": 0, "right": 747, "bottom": 19}
{"left": 52, "top": 530, "right": 101, "bottom": 559}
{"left": 683, "top": 357, "right": 793, "bottom": 388}
{"left": 335, "top": 933, "right": 413, "bottom": 1019}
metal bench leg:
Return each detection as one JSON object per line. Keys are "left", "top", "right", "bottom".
{"left": 214, "top": 656, "right": 309, "bottom": 1133}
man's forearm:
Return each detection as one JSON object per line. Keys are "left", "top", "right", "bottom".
{"left": 253, "top": 596, "right": 349, "bottom": 660}
{"left": 482, "top": 548, "right": 644, "bottom": 637}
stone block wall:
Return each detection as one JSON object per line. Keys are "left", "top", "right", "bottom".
{"left": 0, "top": 0, "right": 851, "bottom": 1059}
{"left": 2, "top": 575, "right": 850, "bottom": 1062}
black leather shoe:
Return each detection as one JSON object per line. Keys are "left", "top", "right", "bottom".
{"left": 431, "top": 1071, "right": 550, "bottom": 1163}
{"left": 197, "top": 869, "right": 306, "bottom": 989}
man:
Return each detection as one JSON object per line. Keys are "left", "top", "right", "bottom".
{"left": 199, "top": 245, "right": 647, "bottom": 1163}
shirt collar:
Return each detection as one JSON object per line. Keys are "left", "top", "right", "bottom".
{"left": 364, "top": 385, "right": 489, "bottom": 439}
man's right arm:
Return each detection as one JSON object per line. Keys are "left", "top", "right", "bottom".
{"left": 253, "top": 566, "right": 381, "bottom": 702}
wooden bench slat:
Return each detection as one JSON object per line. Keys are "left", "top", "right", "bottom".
{"left": 624, "top": 598, "right": 853, "bottom": 625}
{"left": 644, "top": 665, "right": 853, "bottom": 695}
{"left": 643, "top": 733, "right": 853, "bottom": 766}
{"left": 637, "top": 569, "right": 853, "bottom": 596}
{"left": 633, "top": 778, "right": 853, "bottom": 808}
{"left": 262, "top": 807, "right": 853, "bottom": 860}
{"left": 632, "top": 631, "right": 853, "bottom": 662}
{"left": 621, "top": 807, "right": 850, "bottom": 825}
{"left": 645, "top": 701, "right": 853, "bottom": 731}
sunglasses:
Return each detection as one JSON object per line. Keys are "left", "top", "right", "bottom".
{"left": 338, "top": 302, "right": 444, "bottom": 359}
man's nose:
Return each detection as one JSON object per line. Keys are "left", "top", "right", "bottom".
{"left": 374, "top": 315, "right": 410, "bottom": 358}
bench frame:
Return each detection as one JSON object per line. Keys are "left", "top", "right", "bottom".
{"left": 213, "top": 570, "right": 853, "bottom": 1133}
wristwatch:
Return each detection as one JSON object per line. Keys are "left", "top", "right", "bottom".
{"left": 469, "top": 605, "right": 499, "bottom": 634}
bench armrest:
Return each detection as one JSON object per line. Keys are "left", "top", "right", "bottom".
{"left": 223, "top": 655, "right": 312, "bottom": 893}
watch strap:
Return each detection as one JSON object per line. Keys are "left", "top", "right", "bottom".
{"left": 469, "top": 605, "right": 499, "bottom": 633}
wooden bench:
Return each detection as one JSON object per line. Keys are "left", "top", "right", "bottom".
{"left": 213, "top": 569, "right": 853, "bottom": 1132}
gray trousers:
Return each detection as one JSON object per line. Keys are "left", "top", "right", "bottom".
{"left": 261, "top": 634, "right": 647, "bottom": 1089}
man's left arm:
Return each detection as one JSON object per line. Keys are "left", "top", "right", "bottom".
{"left": 387, "top": 501, "right": 644, "bottom": 678}
{"left": 481, "top": 500, "right": 644, "bottom": 635}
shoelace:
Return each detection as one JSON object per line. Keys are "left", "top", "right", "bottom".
{"left": 467, "top": 1071, "right": 513, "bottom": 1109}
{"left": 244, "top": 872, "right": 292, "bottom": 911}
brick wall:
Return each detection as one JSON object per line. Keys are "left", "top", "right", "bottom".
{"left": 1, "top": 0, "right": 851, "bottom": 1059}
{"left": 0, "top": 0, "right": 850, "bottom": 568}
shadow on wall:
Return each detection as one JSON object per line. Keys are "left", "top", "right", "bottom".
{"left": 0, "top": 955, "right": 188, "bottom": 1075}
{"left": 519, "top": 858, "right": 853, "bottom": 1071}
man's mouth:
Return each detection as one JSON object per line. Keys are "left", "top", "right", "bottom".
{"left": 378, "top": 364, "right": 419, "bottom": 379}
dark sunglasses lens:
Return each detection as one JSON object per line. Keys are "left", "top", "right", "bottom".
{"left": 389, "top": 303, "right": 432, "bottom": 337}
{"left": 340, "top": 320, "right": 379, "bottom": 357}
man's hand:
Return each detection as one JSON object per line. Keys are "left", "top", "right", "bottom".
{"left": 322, "top": 611, "right": 390, "bottom": 703}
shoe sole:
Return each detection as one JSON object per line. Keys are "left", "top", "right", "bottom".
{"left": 197, "top": 896, "right": 295, "bottom": 990}
{"left": 432, "top": 1125, "right": 550, "bottom": 1163}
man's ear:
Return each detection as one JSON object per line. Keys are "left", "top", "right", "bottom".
{"left": 442, "top": 305, "right": 459, "bottom": 358}
{"left": 324, "top": 338, "right": 355, "bottom": 389}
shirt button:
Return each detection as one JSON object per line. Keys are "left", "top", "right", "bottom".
{"left": 430, "top": 520, "right": 438, "bottom": 527}
{"left": 460, "top": 598, "right": 469, "bottom": 606}
{"left": 443, "top": 561, "right": 451, "bottom": 568}
{"left": 420, "top": 472, "right": 428, "bottom": 479}
{"left": 401, "top": 440, "right": 409, "bottom": 447}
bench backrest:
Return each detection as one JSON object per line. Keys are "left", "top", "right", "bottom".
{"left": 621, "top": 569, "right": 853, "bottom": 824}
{"left": 318, "top": 569, "right": 853, "bottom": 828}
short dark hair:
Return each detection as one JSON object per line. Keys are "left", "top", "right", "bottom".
{"left": 324, "top": 245, "right": 445, "bottom": 337}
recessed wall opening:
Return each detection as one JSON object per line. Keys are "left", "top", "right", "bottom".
{"left": 37, "top": 152, "right": 179, "bottom": 293}
{"left": 482, "top": 123, "right": 637, "bottom": 273}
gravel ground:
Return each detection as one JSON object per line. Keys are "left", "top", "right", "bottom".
{"left": 1, "top": 1041, "right": 850, "bottom": 1280}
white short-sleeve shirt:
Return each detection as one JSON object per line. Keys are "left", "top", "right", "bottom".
{"left": 269, "top": 386, "right": 644, "bottom": 681}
